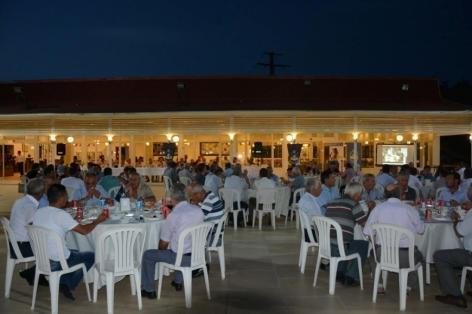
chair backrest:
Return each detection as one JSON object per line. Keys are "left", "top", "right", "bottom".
{"left": 108, "top": 186, "right": 121, "bottom": 198}
{"left": 179, "top": 176, "right": 192, "bottom": 186}
{"left": 435, "top": 186, "right": 447, "bottom": 200}
{"left": 219, "top": 188, "right": 243, "bottom": 211}
{"left": 208, "top": 212, "right": 228, "bottom": 248}
{"left": 96, "top": 226, "right": 146, "bottom": 274}
{"left": 175, "top": 223, "right": 214, "bottom": 268}
{"left": 293, "top": 187, "right": 305, "bottom": 206}
{"left": 350, "top": 176, "right": 362, "bottom": 184}
{"left": 163, "top": 176, "right": 173, "bottom": 191}
{"left": 26, "top": 225, "right": 69, "bottom": 273}
{"left": 312, "top": 216, "right": 346, "bottom": 258}
{"left": 256, "top": 188, "right": 276, "bottom": 211}
{"left": 65, "top": 186, "right": 76, "bottom": 201}
{"left": 1, "top": 217, "right": 26, "bottom": 260}
{"left": 275, "top": 186, "right": 291, "bottom": 216}
{"left": 408, "top": 185, "right": 421, "bottom": 201}
{"left": 299, "top": 211, "right": 318, "bottom": 245}
{"left": 369, "top": 223, "right": 416, "bottom": 270}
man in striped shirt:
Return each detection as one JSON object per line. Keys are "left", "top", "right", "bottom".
{"left": 325, "top": 182, "right": 369, "bottom": 286}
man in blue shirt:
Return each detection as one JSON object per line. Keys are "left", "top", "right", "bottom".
{"left": 316, "top": 170, "right": 340, "bottom": 211}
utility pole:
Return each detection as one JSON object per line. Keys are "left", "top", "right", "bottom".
{"left": 256, "top": 51, "right": 290, "bottom": 76}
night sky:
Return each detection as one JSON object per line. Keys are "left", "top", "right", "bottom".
{"left": 0, "top": 0, "right": 471, "bottom": 82}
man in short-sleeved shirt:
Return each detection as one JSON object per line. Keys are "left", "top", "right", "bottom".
{"left": 60, "top": 164, "right": 86, "bottom": 201}
{"left": 438, "top": 172, "right": 468, "bottom": 205}
{"left": 316, "top": 170, "right": 340, "bottom": 211}
{"left": 141, "top": 184, "right": 204, "bottom": 298}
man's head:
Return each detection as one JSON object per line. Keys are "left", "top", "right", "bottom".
{"left": 47, "top": 184, "right": 68, "bottom": 208}
{"left": 344, "top": 182, "right": 363, "bottom": 202}
{"left": 305, "top": 177, "right": 322, "bottom": 197}
{"left": 27, "top": 178, "right": 45, "bottom": 200}
{"left": 259, "top": 168, "right": 269, "bottom": 178}
{"left": 464, "top": 168, "right": 472, "bottom": 180}
{"left": 385, "top": 185, "right": 402, "bottom": 199}
{"left": 187, "top": 183, "right": 206, "bottom": 205}
{"left": 292, "top": 166, "right": 301, "bottom": 177}
{"left": 362, "top": 174, "right": 376, "bottom": 191}
{"left": 43, "top": 176, "right": 56, "bottom": 192}
{"left": 129, "top": 172, "right": 141, "bottom": 189}
{"left": 397, "top": 171, "right": 409, "bottom": 190}
{"left": 232, "top": 164, "right": 242, "bottom": 177}
{"left": 84, "top": 173, "right": 98, "bottom": 190}
{"left": 321, "top": 170, "right": 336, "bottom": 187}
{"left": 104, "top": 167, "right": 112, "bottom": 176}
{"left": 446, "top": 172, "right": 461, "bottom": 190}
{"left": 170, "top": 183, "right": 188, "bottom": 206}
{"left": 381, "top": 164, "right": 391, "bottom": 174}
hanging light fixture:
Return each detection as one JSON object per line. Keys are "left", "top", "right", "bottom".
{"left": 67, "top": 136, "right": 74, "bottom": 143}
{"left": 396, "top": 134, "right": 404, "bottom": 142}
{"left": 412, "top": 133, "right": 419, "bottom": 141}
{"left": 171, "top": 135, "right": 180, "bottom": 143}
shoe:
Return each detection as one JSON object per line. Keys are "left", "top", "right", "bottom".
{"left": 319, "top": 264, "right": 328, "bottom": 271}
{"left": 141, "top": 289, "right": 157, "bottom": 299}
{"left": 19, "top": 270, "right": 34, "bottom": 286}
{"left": 344, "top": 277, "right": 360, "bottom": 287}
{"left": 171, "top": 281, "right": 183, "bottom": 291}
{"left": 59, "top": 284, "right": 75, "bottom": 301}
{"left": 192, "top": 268, "right": 204, "bottom": 278}
{"left": 336, "top": 273, "right": 345, "bottom": 283}
{"left": 38, "top": 275, "right": 49, "bottom": 287}
{"left": 435, "top": 295, "right": 467, "bottom": 308}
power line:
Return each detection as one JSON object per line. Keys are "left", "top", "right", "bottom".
{"left": 256, "top": 51, "right": 290, "bottom": 76}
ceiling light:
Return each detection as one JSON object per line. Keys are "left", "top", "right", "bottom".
{"left": 396, "top": 134, "right": 403, "bottom": 142}
{"left": 286, "top": 134, "right": 294, "bottom": 142}
{"left": 145, "top": 142, "right": 150, "bottom": 146}
{"left": 67, "top": 136, "right": 74, "bottom": 143}
{"left": 171, "top": 135, "right": 180, "bottom": 143}
{"left": 412, "top": 133, "right": 419, "bottom": 141}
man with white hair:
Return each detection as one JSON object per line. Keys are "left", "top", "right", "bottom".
{"left": 298, "top": 177, "right": 323, "bottom": 242}
{"left": 325, "top": 182, "right": 369, "bottom": 286}
{"left": 361, "top": 174, "right": 384, "bottom": 211}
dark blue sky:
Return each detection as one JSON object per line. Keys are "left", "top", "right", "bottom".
{"left": 0, "top": 0, "right": 471, "bottom": 81}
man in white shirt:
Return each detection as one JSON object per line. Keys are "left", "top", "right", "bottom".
{"left": 433, "top": 208, "right": 472, "bottom": 308}
{"left": 33, "top": 184, "right": 106, "bottom": 300}
{"left": 316, "top": 170, "right": 340, "bottom": 211}
{"left": 361, "top": 174, "right": 384, "bottom": 211}
{"left": 298, "top": 177, "right": 323, "bottom": 242}
{"left": 438, "top": 172, "right": 468, "bottom": 205}
{"left": 9, "top": 178, "right": 47, "bottom": 286}
{"left": 363, "top": 187, "right": 425, "bottom": 291}
{"left": 141, "top": 184, "right": 204, "bottom": 298}
{"left": 254, "top": 168, "right": 276, "bottom": 190}
{"left": 204, "top": 167, "right": 223, "bottom": 196}
{"left": 224, "top": 164, "right": 250, "bottom": 202}
{"left": 60, "top": 163, "right": 86, "bottom": 201}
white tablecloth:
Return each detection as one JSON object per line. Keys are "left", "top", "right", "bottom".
{"left": 111, "top": 167, "right": 165, "bottom": 177}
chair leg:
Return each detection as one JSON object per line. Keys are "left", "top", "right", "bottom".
{"left": 295, "top": 211, "right": 299, "bottom": 230}
{"left": 130, "top": 273, "right": 136, "bottom": 295}
{"left": 328, "top": 260, "right": 338, "bottom": 295}
{"left": 49, "top": 273, "right": 60, "bottom": 314}
{"left": 82, "top": 265, "right": 91, "bottom": 301}
{"left": 300, "top": 244, "right": 308, "bottom": 274}
{"left": 252, "top": 210, "right": 256, "bottom": 228}
{"left": 418, "top": 266, "right": 424, "bottom": 301}
{"left": 203, "top": 266, "right": 211, "bottom": 300}
{"left": 284, "top": 211, "right": 289, "bottom": 226}
{"left": 134, "top": 269, "right": 142, "bottom": 310}
{"left": 217, "top": 247, "right": 226, "bottom": 280}
{"left": 233, "top": 211, "right": 238, "bottom": 230}
{"left": 157, "top": 264, "right": 164, "bottom": 300}
{"left": 461, "top": 267, "right": 468, "bottom": 294}
{"left": 382, "top": 270, "right": 388, "bottom": 291}
{"left": 313, "top": 254, "right": 322, "bottom": 287}
{"left": 425, "top": 263, "right": 430, "bottom": 285}
{"left": 399, "top": 271, "right": 408, "bottom": 311}
{"left": 106, "top": 272, "right": 114, "bottom": 314}
{"left": 258, "top": 212, "right": 263, "bottom": 231}
{"left": 182, "top": 269, "right": 193, "bottom": 308}
{"left": 372, "top": 265, "right": 381, "bottom": 303}
{"left": 93, "top": 268, "right": 99, "bottom": 303}
{"left": 31, "top": 269, "right": 40, "bottom": 310}
{"left": 357, "top": 256, "right": 363, "bottom": 290}
{"left": 4, "top": 258, "right": 15, "bottom": 298}
{"left": 271, "top": 212, "right": 276, "bottom": 230}
{"left": 242, "top": 210, "right": 247, "bottom": 227}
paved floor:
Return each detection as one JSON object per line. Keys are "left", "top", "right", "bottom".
{"left": 0, "top": 177, "right": 469, "bottom": 313}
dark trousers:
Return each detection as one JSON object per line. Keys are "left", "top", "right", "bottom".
{"left": 9, "top": 241, "right": 36, "bottom": 278}
{"left": 50, "top": 250, "right": 94, "bottom": 290}
{"left": 17, "top": 162, "right": 24, "bottom": 175}
{"left": 331, "top": 240, "right": 369, "bottom": 281}
{"left": 434, "top": 248, "right": 472, "bottom": 297}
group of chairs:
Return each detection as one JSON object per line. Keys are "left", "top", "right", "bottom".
{"left": 298, "top": 211, "right": 427, "bottom": 311}
{"left": 1, "top": 211, "right": 229, "bottom": 313}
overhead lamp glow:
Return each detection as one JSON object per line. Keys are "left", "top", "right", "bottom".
{"left": 49, "top": 134, "right": 57, "bottom": 142}
{"left": 67, "top": 136, "right": 74, "bottom": 143}
{"left": 396, "top": 134, "right": 404, "bottom": 142}
{"left": 145, "top": 142, "right": 150, "bottom": 146}
{"left": 364, "top": 141, "right": 369, "bottom": 145}
{"left": 237, "top": 154, "right": 243, "bottom": 159}
{"left": 352, "top": 132, "right": 359, "bottom": 141}
{"left": 469, "top": 134, "right": 472, "bottom": 141}
{"left": 171, "top": 135, "right": 180, "bottom": 143}
{"left": 412, "top": 133, "right": 419, "bottom": 141}
{"left": 228, "top": 132, "right": 236, "bottom": 141}
{"left": 286, "top": 134, "right": 294, "bottom": 142}
{"left": 105, "top": 142, "right": 109, "bottom": 146}
{"left": 126, "top": 142, "right": 130, "bottom": 146}
{"left": 106, "top": 134, "right": 114, "bottom": 142}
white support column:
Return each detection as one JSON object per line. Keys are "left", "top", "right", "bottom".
{"left": 230, "top": 135, "right": 237, "bottom": 159}
{"left": 282, "top": 137, "right": 289, "bottom": 173}
{"left": 353, "top": 140, "right": 359, "bottom": 171}
{"left": 432, "top": 134, "right": 440, "bottom": 166}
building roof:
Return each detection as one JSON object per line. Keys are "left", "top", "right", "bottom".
{"left": 0, "top": 76, "right": 468, "bottom": 114}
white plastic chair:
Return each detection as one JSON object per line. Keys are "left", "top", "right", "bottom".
{"left": 1, "top": 217, "right": 36, "bottom": 298}
{"left": 107, "top": 186, "right": 121, "bottom": 199}
{"left": 219, "top": 188, "right": 247, "bottom": 230}
{"left": 276, "top": 186, "right": 290, "bottom": 219}
{"left": 179, "top": 176, "right": 192, "bottom": 186}
{"left": 93, "top": 226, "right": 146, "bottom": 314}
{"left": 435, "top": 186, "right": 448, "bottom": 200}
{"left": 408, "top": 185, "right": 421, "bottom": 202}
{"left": 369, "top": 223, "right": 424, "bottom": 311}
{"left": 252, "top": 188, "right": 277, "bottom": 231}
{"left": 157, "top": 223, "right": 213, "bottom": 308}
{"left": 287, "top": 188, "right": 305, "bottom": 229}
{"left": 65, "top": 186, "right": 77, "bottom": 201}
{"left": 207, "top": 212, "right": 228, "bottom": 280}
{"left": 298, "top": 211, "right": 318, "bottom": 274}
{"left": 312, "top": 216, "right": 364, "bottom": 295}
{"left": 460, "top": 266, "right": 472, "bottom": 293}
{"left": 26, "top": 225, "right": 91, "bottom": 314}
{"left": 163, "top": 176, "right": 173, "bottom": 197}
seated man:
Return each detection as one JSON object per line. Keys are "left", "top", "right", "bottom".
{"left": 438, "top": 172, "right": 468, "bottom": 206}
{"left": 376, "top": 164, "right": 397, "bottom": 187}
{"left": 289, "top": 166, "right": 305, "bottom": 204}
{"left": 60, "top": 163, "right": 86, "bottom": 201}
{"left": 396, "top": 170, "right": 417, "bottom": 202}
{"left": 298, "top": 177, "right": 323, "bottom": 242}
{"left": 363, "top": 186, "right": 425, "bottom": 292}
{"left": 9, "top": 178, "right": 48, "bottom": 286}
{"left": 224, "top": 164, "right": 250, "bottom": 204}
{"left": 188, "top": 183, "right": 225, "bottom": 224}
{"left": 98, "top": 167, "right": 120, "bottom": 193}
{"left": 316, "top": 170, "right": 340, "bottom": 212}
{"left": 141, "top": 184, "right": 204, "bottom": 298}
{"left": 325, "top": 182, "right": 368, "bottom": 286}
{"left": 204, "top": 165, "right": 223, "bottom": 196}
{"left": 433, "top": 206, "right": 472, "bottom": 308}
{"left": 254, "top": 168, "right": 276, "bottom": 190}
{"left": 361, "top": 174, "right": 384, "bottom": 211}
{"left": 126, "top": 172, "right": 156, "bottom": 203}
{"left": 80, "top": 173, "right": 110, "bottom": 207}
{"left": 33, "top": 184, "right": 106, "bottom": 300}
